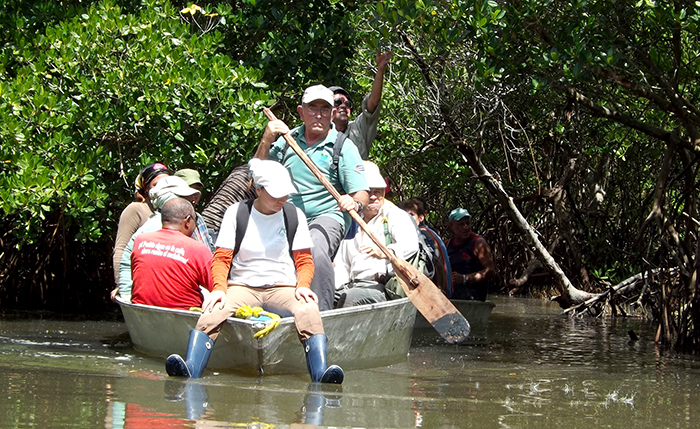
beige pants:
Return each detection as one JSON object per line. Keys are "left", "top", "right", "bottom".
{"left": 195, "top": 285, "right": 324, "bottom": 343}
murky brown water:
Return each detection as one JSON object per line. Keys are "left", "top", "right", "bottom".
{"left": 1, "top": 296, "right": 699, "bottom": 428}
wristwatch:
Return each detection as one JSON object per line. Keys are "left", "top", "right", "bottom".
{"left": 354, "top": 200, "right": 364, "bottom": 214}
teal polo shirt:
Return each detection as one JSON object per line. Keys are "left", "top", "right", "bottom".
{"left": 269, "top": 125, "right": 368, "bottom": 230}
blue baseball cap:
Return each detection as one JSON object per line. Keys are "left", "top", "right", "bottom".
{"left": 449, "top": 208, "right": 471, "bottom": 221}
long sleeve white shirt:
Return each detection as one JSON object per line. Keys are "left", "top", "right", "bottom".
{"left": 334, "top": 200, "right": 419, "bottom": 288}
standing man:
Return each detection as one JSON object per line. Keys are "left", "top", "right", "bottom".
{"left": 130, "top": 198, "right": 213, "bottom": 310}
{"left": 446, "top": 208, "right": 496, "bottom": 301}
{"left": 255, "top": 84, "right": 369, "bottom": 311}
{"left": 329, "top": 51, "right": 393, "bottom": 160}
{"left": 334, "top": 161, "right": 418, "bottom": 306}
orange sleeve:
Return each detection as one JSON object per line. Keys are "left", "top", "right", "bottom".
{"left": 293, "top": 249, "right": 314, "bottom": 289}
{"left": 211, "top": 248, "right": 234, "bottom": 294}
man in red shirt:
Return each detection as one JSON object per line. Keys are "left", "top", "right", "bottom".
{"left": 131, "top": 198, "right": 213, "bottom": 310}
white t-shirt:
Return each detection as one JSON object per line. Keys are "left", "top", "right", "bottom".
{"left": 216, "top": 202, "right": 313, "bottom": 287}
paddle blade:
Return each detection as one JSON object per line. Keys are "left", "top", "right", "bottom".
{"left": 393, "top": 259, "right": 471, "bottom": 344}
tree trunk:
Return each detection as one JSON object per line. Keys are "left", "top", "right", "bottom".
{"left": 399, "top": 30, "right": 594, "bottom": 306}
{"left": 456, "top": 141, "right": 596, "bottom": 306}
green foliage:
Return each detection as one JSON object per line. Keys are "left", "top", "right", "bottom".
{"left": 0, "top": 1, "right": 275, "bottom": 310}
{"left": 3, "top": 0, "right": 699, "bottom": 352}
{"left": 0, "top": 0, "right": 365, "bottom": 311}
{"left": 195, "top": 0, "right": 357, "bottom": 96}
{"left": 0, "top": 0, "right": 272, "bottom": 246}
{"left": 353, "top": 0, "right": 700, "bottom": 349}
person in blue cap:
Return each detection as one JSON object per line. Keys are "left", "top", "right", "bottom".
{"left": 446, "top": 208, "right": 495, "bottom": 301}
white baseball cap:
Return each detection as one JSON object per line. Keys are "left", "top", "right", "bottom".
{"left": 248, "top": 158, "right": 298, "bottom": 198}
{"left": 149, "top": 176, "right": 200, "bottom": 210}
{"left": 363, "top": 160, "right": 386, "bottom": 189}
{"left": 301, "top": 84, "right": 334, "bottom": 106}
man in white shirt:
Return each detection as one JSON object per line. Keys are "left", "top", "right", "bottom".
{"left": 334, "top": 160, "right": 419, "bottom": 306}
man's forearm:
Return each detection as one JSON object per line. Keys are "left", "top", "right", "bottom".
{"left": 349, "top": 190, "right": 369, "bottom": 208}
{"left": 253, "top": 141, "right": 271, "bottom": 160}
{"left": 366, "top": 67, "right": 386, "bottom": 114}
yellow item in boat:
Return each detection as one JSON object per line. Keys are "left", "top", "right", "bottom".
{"left": 234, "top": 305, "right": 281, "bottom": 338}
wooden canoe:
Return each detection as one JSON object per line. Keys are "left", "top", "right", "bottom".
{"left": 116, "top": 296, "right": 417, "bottom": 375}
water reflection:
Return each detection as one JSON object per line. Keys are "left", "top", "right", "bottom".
{"left": 299, "top": 383, "right": 342, "bottom": 426}
{"left": 3, "top": 296, "right": 700, "bottom": 428}
{"left": 164, "top": 380, "right": 211, "bottom": 421}
{"left": 105, "top": 379, "right": 344, "bottom": 428}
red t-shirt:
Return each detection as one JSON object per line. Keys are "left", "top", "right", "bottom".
{"left": 131, "top": 229, "right": 213, "bottom": 310}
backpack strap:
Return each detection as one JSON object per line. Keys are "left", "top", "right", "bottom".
{"left": 234, "top": 199, "right": 255, "bottom": 256}
{"left": 283, "top": 129, "right": 347, "bottom": 171}
{"left": 282, "top": 202, "right": 298, "bottom": 259}
{"left": 234, "top": 199, "right": 298, "bottom": 260}
{"left": 331, "top": 131, "right": 347, "bottom": 171}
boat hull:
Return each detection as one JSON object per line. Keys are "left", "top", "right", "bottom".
{"left": 117, "top": 297, "right": 417, "bottom": 374}
{"left": 414, "top": 299, "right": 494, "bottom": 330}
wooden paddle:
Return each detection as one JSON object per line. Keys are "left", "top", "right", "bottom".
{"left": 262, "top": 108, "right": 470, "bottom": 344}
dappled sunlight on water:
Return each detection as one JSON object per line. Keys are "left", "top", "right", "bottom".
{"left": 1, "top": 296, "right": 699, "bottom": 428}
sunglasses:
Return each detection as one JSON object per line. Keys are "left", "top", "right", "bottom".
{"left": 334, "top": 98, "right": 353, "bottom": 110}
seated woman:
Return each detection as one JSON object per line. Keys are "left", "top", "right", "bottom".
{"left": 446, "top": 208, "right": 496, "bottom": 301}
{"left": 165, "top": 158, "right": 343, "bottom": 384}
{"left": 400, "top": 197, "right": 453, "bottom": 297}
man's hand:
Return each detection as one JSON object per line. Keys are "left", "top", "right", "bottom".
{"left": 338, "top": 194, "right": 358, "bottom": 212}
{"left": 255, "top": 119, "right": 290, "bottom": 159}
{"left": 361, "top": 244, "right": 386, "bottom": 259}
{"left": 377, "top": 51, "right": 393, "bottom": 70}
{"left": 295, "top": 287, "right": 318, "bottom": 304}
{"left": 262, "top": 120, "right": 290, "bottom": 146}
{"left": 202, "top": 290, "right": 226, "bottom": 313}
{"left": 452, "top": 272, "right": 470, "bottom": 284}
{"left": 110, "top": 287, "right": 119, "bottom": 302}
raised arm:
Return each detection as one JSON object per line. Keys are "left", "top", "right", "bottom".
{"left": 254, "top": 119, "right": 290, "bottom": 159}
{"left": 366, "top": 51, "right": 393, "bottom": 114}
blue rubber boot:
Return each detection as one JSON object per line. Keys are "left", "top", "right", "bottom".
{"left": 304, "top": 334, "right": 344, "bottom": 384}
{"left": 165, "top": 329, "right": 214, "bottom": 378}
